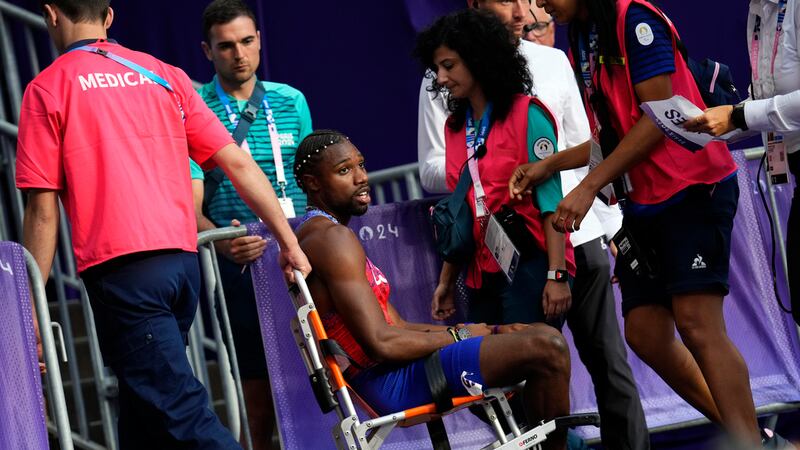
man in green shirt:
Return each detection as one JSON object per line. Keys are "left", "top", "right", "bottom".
{"left": 191, "top": 1, "right": 313, "bottom": 449}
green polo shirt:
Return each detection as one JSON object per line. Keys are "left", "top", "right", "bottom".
{"left": 526, "top": 103, "right": 562, "bottom": 214}
{"left": 190, "top": 76, "right": 312, "bottom": 224}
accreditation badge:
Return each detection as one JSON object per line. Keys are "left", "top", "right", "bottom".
{"left": 765, "top": 132, "right": 789, "bottom": 185}
{"left": 485, "top": 215, "right": 520, "bottom": 283}
{"left": 278, "top": 197, "right": 296, "bottom": 219}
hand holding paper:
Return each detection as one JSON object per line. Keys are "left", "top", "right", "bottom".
{"left": 640, "top": 96, "right": 745, "bottom": 151}
{"left": 682, "top": 104, "right": 736, "bottom": 136}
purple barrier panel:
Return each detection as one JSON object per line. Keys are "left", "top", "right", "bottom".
{"left": 250, "top": 175, "right": 800, "bottom": 447}
{"left": 742, "top": 150, "right": 795, "bottom": 310}
{"left": 0, "top": 242, "right": 48, "bottom": 450}
{"left": 565, "top": 152, "right": 800, "bottom": 436}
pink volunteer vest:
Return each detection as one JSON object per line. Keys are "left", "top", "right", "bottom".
{"left": 572, "top": 0, "right": 737, "bottom": 205}
{"left": 445, "top": 94, "right": 576, "bottom": 288}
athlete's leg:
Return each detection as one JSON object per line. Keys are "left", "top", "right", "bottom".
{"left": 479, "top": 324, "right": 571, "bottom": 450}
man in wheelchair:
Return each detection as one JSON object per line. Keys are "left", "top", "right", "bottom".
{"left": 292, "top": 129, "right": 575, "bottom": 450}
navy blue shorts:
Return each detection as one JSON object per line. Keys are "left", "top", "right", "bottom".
{"left": 349, "top": 336, "right": 485, "bottom": 416}
{"left": 616, "top": 175, "right": 739, "bottom": 315}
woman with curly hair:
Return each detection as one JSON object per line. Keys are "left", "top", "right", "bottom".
{"left": 416, "top": 9, "right": 575, "bottom": 332}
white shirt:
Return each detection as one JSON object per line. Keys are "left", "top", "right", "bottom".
{"left": 416, "top": 40, "right": 622, "bottom": 246}
{"left": 747, "top": 0, "right": 800, "bottom": 152}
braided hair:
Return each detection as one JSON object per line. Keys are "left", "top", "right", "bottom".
{"left": 294, "top": 129, "right": 350, "bottom": 192}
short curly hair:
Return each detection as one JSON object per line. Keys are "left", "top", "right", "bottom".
{"left": 414, "top": 8, "right": 532, "bottom": 131}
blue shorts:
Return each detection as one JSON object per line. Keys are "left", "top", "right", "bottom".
{"left": 616, "top": 175, "right": 739, "bottom": 315}
{"left": 349, "top": 336, "right": 485, "bottom": 416}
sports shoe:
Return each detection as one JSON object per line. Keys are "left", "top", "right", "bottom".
{"left": 762, "top": 428, "right": 796, "bottom": 449}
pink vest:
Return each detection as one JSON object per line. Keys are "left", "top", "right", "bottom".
{"left": 573, "top": 0, "right": 737, "bottom": 205}
{"left": 445, "top": 94, "right": 576, "bottom": 288}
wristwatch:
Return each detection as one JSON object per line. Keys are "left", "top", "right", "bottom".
{"left": 456, "top": 327, "right": 472, "bottom": 341}
{"left": 730, "top": 103, "right": 749, "bottom": 131}
{"left": 546, "top": 269, "right": 569, "bottom": 282}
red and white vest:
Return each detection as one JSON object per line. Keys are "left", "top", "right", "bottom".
{"left": 445, "top": 94, "right": 576, "bottom": 289}
{"left": 572, "top": 0, "right": 737, "bottom": 206}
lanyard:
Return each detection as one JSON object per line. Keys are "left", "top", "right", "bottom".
{"left": 750, "top": 0, "right": 788, "bottom": 83}
{"left": 465, "top": 103, "right": 492, "bottom": 218}
{"left": 214, "top": 77, "right": 287, "bottom": 193}
{"left": 71, "top": 45, "right": 185, "bottom": 122}
{"left": 577, "top": 26, "right": 603, "bottom": 134}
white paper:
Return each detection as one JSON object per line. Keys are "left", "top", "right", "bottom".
{"left": 640, "top": 95, "right": 743, "bottom": 151}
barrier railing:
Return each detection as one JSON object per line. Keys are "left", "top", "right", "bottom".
{"left": 0, "top": 0, "right": 794, "bottom": 445}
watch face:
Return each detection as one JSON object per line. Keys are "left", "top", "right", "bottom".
{"left": 457, "top": 327, "right": 472, "bottom": 341}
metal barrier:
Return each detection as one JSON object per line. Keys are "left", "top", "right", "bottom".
{"left": 367, "top": 162, "right": 424, "bottom": 204}
{"left": 22, "top": 246, "right": 75, "bottom": 450}
{"left": 196, "top": 226, "right": 252, "bottom": 450}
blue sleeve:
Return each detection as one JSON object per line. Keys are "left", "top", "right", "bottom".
{"left": 624, "top": 4, "right": 675, "bottom": 85}
{"left": 526, "top": 103, "right": 562, "bottom": 215}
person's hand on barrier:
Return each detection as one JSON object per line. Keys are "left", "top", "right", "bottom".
{"left": 552, "top": 186, "right": 594, "bottom": 234}
{"left": 542, "top": 280, "right": 571, "bottom": 322}
{"left": 431, "top": 282, "right": 456, "bottom": 321}
{"left": 508, "top": 161, "right": 553, "bottom": 201}
{"left": 279, "top": 244, "right": 311, "bottom": 283}
{"left": 683, "top": 105, "right": 735, "bottom": 136}
{"left": 215, "top": 219, "right": 267, "bottom": 265}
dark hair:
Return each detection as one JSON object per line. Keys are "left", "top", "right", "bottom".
{"left": 40, "top": 0, "right": 109, "bottom": 23}
{"left": 202, "top": 0, "right": 258, "bottom": 43}
{"left": 294, "top": 129, "right": 350, "bottom": 193}
{"left": 567, "top": 0, "right": 621, "bottom": 87}
{"left": 414, "top": 9, "right": 532, "bottom": 131}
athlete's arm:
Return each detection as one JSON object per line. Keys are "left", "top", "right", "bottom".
{"left": 552, "top": 74, "right": 671, "bottom": 232}
{"left": 305, "top": 224, "right": 476, "bottom": 363}
{"left": 386, "top": 303, "right": 450, "bottom": 332}
{"left": 212, "top": 143, "right": 309, "bottom": 280}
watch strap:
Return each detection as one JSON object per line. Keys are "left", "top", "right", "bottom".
{"left": 731, "top": 103, "right": 748, "bottom": 131}
{"left": 547, "top": 269, "right": 569, "bottom": 282}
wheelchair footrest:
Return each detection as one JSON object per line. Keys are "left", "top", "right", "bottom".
{"left": 553, "top": 413, "right": 600, "bottom": 430}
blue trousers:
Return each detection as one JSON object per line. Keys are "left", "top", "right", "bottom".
{"left": 82, "top": 250, "right": 241, "bottom": 450}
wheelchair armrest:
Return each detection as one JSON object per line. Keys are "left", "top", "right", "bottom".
{"left": 553, "top": 413, "right": 601, "bottom": 430}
